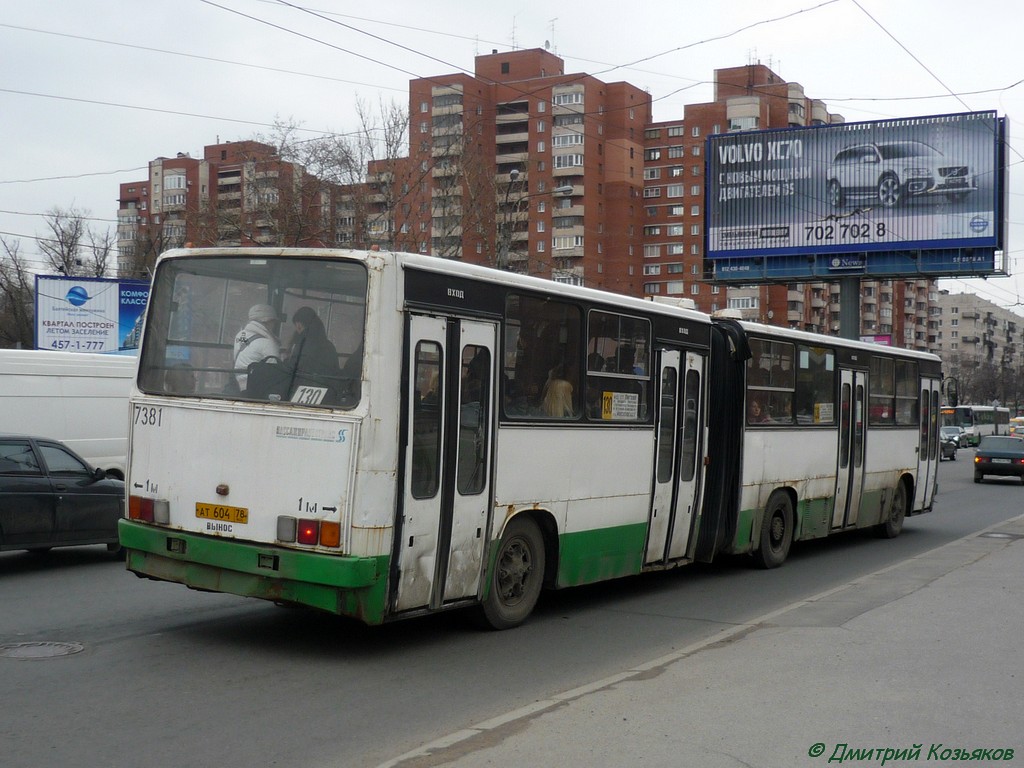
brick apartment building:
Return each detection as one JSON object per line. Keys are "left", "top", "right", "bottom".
{"left": 116, "top": 49, "right": 940, "bottom": 351}
{"left": 116, "top": 140, "right": 320, "bottom": 277}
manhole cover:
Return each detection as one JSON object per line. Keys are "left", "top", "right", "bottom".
{"left": 979, "top": 532, "right": 1024, "bottom": 540}
{"left": 0, "top": 642, "right": 85, "bottom": 659}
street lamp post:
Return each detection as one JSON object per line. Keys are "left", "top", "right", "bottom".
{"left": 496, "top": 169, "right": 521, "bottom": 270}
{"left": 496, "top": 171, "right": 574, "bottom": 272}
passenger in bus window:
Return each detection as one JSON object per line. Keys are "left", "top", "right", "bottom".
{"left": 541, "top": 378, "right": 576, "bottom": 418}
{"left": 748, "top": 398, "right": 769, "bottom": 423}
{"left": 233, "top": 304, "right": 282, "bottom": 389}
{"left": 285, "top": 306, "right": 342, "bottom": 400}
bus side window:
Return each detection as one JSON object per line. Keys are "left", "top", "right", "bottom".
{"left": 411, "top": 342, "right": 442, "bottom": 499}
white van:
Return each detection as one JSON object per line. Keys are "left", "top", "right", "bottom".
{"left": 0, "top": 349, "right": 136, "bottom": 478}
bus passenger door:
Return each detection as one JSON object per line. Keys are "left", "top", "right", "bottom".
{"left": 394, "top": 315, "right": 496, "bottom": 614}
{"left": 914, "top": 379, "right": 940, "bottom": 512}
{"left": 832, "top": 369, "right": 866, "bottom": 529}
{"left": 645, "top": 350, "right": 703, "bottom": 564}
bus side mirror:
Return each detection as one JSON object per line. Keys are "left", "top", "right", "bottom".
{"left": 944, "top": 377, "right": 959, "bottom": 407}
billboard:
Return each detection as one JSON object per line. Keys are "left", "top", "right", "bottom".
{"left": 706, "top": 112, "right": 1006, "bottom": 265}
{"left": 35, "top": 276, "right": 150, "bottom": 353}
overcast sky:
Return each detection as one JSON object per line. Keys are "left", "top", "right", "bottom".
{"left": 2, "top": 0, "right": 1023, "bottom": 315}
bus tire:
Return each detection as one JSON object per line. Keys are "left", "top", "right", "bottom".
{"left": 479, "top": 516, "right": 545, "bottom": 630}
{"left": 754, "top": 492, "right": 793, "bottom": 569}
{"left": 875, "top": 479, "right": 907, "bottom": 539}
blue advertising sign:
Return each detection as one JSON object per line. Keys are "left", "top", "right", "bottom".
{"left": 35, "top": 276, "right": 150, "bottom": 353}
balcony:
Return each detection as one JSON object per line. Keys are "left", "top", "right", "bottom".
{"left": 496, "top": 130, "right": 529, "bottom": 145}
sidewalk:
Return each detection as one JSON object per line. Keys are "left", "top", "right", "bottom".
{"left": 381, "top": 515, "right": 1024, "bottom": 768}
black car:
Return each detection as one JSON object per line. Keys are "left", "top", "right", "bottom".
{"left": 939, "top": 431, "right": 958, "bottom": 461}
{"left": 0, "top": 435, "right": 125, "bottom": 554}
{"left": 973, "top": 436, "right": 1024, "bottom": 485}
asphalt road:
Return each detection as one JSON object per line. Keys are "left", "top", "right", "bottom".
{"left": 1, "top": 447, "right": 1015, "bottom": 768}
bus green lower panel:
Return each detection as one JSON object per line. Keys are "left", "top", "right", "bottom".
{"left": 730, "top": 489, "right": 889, "bottom": 555}
{"left": 119, "top": 520, "right": 390, "bottom": 624}
{"left": 556, "top": 523, "right": 647, "bottom": 587}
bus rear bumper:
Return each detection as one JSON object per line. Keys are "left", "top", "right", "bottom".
{"left": 118, "top": 519, "right": 390, "bottom": 624}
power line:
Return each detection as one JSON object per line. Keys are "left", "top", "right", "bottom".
{"left": 0, "top": 87, "right": 344, "bottom": 136}
{"left": 0, "top": 22, "right": 407, "bottom": 94}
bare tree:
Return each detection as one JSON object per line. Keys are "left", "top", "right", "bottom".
{"left": 0, "top": 236, "right": 35, "bottom": 348}
{"left": 38, "top": 206, "right": 111, "bottom": 277}
{"left": 351, "top": 98, "right": 413, "bottom": 252}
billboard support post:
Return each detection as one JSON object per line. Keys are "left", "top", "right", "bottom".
{"left": 839, "top": 277, "right": 860, "bottom": 341}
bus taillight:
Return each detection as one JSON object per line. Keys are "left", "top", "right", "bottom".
{"left": 276, "top": 516, "right": 340, "bottom": 548}
{"left": 128, "top": 495, "right": 154, "bottom": 522}
{"left": 297, "top": 519, "right": 319, "bottom": 545}
{"left": 128, "top": 496, "right": 170, "bottom": 523}
{"left": 319, "top": 521, "right": 341, "bottom": 548}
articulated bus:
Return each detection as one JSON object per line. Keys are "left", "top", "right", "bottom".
{"left": 119, "top": 248, "right": 941, "bottom": 628}
{"left": 940, "top": 405, "right": 1011, "bottom": 446}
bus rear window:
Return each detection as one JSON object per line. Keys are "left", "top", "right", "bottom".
{"left": 139, "top": 255, "right": 367, "bottom": 408}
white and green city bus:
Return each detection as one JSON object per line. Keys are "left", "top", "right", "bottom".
{"left": 119, "top": 248, "right": 941, "bottom": 628}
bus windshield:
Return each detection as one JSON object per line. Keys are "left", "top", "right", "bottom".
{"left": 139, "top": 254, "right": 367, "bottom": 408}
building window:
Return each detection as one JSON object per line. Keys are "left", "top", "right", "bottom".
{"left": 553, "top": 133, "right": 584, "bottom": 147}
{"left": 668, "top": 146, "right": 685, "bottom": 158}
{"left": 667, "top": 184, "right": 684, "bottom": 198}
{"left": 643, "top": 244, "right": 661, "bottom": 258}
{"left": 691, "top": 126, "right": 700, "bottom": 137}
{"left": 729, "top": 116, "right": 760, "bottom": 131}
{"left": 552, "top": 91, "right": 584, "bottom": 106}
{"left": 644, "top": 168, "right": 661, "bottom": 180}
{"left": 554, "top": 154, "right": 584, "bottom": 169}
{"left": 643, "top": 187, "right": 662, "bottom": 198}
{"left": 645, "top": 148, "right": 662, "bottom": 161}
{"left": 667, "top": 126, "right": 685, "bottom": 137}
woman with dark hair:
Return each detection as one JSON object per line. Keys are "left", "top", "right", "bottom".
{"left": 285, "top": 306, "right": 342, "bottom": 402}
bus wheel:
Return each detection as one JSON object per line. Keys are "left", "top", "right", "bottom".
{"left": 754, "top": 492, "right": 793, "bottom": 569}
{"left": 875, "top": 481, "right": 907, "bottom": 539}
{"left": 480, "top": 516, "right": 545, "bottom": 630}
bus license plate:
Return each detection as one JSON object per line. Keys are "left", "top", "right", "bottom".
{"left": 196, "top": 503, "right": 249, "bottom": 524}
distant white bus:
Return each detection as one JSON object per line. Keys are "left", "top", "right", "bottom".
{"left": 940, "top": 405, "right": 1011, "bottom": 446}
{"left": 0, "top": 349, "right": 136, "bottom": 477}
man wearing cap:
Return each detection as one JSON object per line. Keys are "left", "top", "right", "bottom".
{"left": 233, "top": 304, "right": 282, "bottom": 389}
